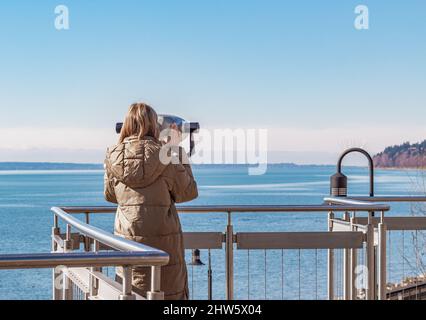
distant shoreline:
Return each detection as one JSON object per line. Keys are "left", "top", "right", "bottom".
{"left": 0, "top": 162, "right": 330, "bottom": 171}
{"left": 375, "top": 166, "right": 426, "bottom": 171}
{"left": 0, "top": 162, "right": 103, "bottom": 171}
{"left": 0, "top": 161, "right": 408, "bottom": 171}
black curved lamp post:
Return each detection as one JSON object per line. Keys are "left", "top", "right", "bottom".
{"left": 330, "top": 148, "right": 375, "bottom": 197}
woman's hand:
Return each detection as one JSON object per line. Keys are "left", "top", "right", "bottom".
{"left": 168, "top": 123, "right": 182, "bottom": 146}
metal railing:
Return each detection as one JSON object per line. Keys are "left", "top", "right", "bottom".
{"left": 2, "top": 198, "right": 426, "bottom": 300}
{"left": 45, "top": 203, "right": 389, "bottom": 300}
{"left": 325, "top": 196, "right": 426, "bottom": 300}
{"left": 0, "top": 207, "right": 169, "bottom": 300}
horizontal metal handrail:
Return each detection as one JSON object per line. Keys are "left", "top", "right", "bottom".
{"left": 52, "top": 207, "right": 168, "bottom": 258}
{"left": 324, "top": 197, "right": 390, "bottom": 211}
{"left": 0, "top": 251, "right": 168, "bottom": 270}
{"left": 56, "top": 203, "right": 391, "bottom": 214}
{"left": 344, "top": 196, "right": 426, "bottom": 203}
{"left": 0, "top": 208, "right": 169, "bottom": 271}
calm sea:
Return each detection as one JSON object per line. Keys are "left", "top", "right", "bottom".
{"left": 0, "top": 165, "right": 424, "bottom": 299}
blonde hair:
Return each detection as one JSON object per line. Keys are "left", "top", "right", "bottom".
{"left": 119, "top": 103, "right": 159, "bottom": 143}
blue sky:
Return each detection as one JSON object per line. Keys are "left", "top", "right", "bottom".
{"left": 0, "top": 1, "right": 425, "bottom": 163}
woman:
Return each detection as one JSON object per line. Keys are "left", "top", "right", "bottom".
{"left": 104, "top": 102, "right": 198, "bottom": 300}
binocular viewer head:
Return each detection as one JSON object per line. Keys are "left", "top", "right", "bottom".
{"left": 115, "top": 114, "right": 200, "bottom": 156}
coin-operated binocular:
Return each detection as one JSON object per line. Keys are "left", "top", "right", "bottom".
{"left": 116, "top": 115, "right": 200, "bottom": 156}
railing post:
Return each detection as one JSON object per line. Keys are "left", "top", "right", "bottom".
{"left": 89, "top": 240, "right": 100, "bottom": 298}
{"left": 378, "top": 211, "right": 387, "bottom": 300}
{"left": 84, "top": 212, "right": 91, "bottom": 252}
{"left": 52, "top": 215, "right": 60, "bottom": 252}
{"left": 119, "top": 266, "right": 136, "bottom": 300}
{"left": 147, "top": 266, "right": 164, "bottom": 300}
{"left": 225, "top": 211, "right": 234, "bottom": 300}
{"left": 343, "top": 212, "right": 351, "bottom": 300}
{"left": 62, "top": 223, "right": 74, "bottom": 300}
{"left": 366, "top": 211, "right": 375, "bottom": 300}
{"left": 328, "top": 211, "right": 335, "bottom": 300}
{"left": 62, "top": 270, "right": 73, "bottom": 300}
{"left": 52, "top": 214, "right": 63, "bottom": 300}
{"left": 64, "top": 224, "right": 73, "bottom": 252}
{"left": 350, "top": 212, "right": 357, "bottom": 300}
{"left": 52, "top": 266, "right": 63, "bottom": 300}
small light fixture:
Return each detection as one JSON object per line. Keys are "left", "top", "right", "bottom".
{"left": 330, "top": 171, "right": 348, "bottom": 197}
{"left": 189, "top": 249, "right": 204, "bottom": 266}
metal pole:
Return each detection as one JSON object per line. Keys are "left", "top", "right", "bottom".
{"left": 378, "top": 211, "right": 387, "bottom": 300}
{"left": 52, "top": 266, "right": 63, "bottom": 300}
{"left": 327, "top": 211, "right": 335, "bottom": 300}
{"left": 343, "top": 212, "right": 351, "bottom": 300}
{"left": 64, "top": 224, "right": 73, "bottom": 252}
{"left": 52, "top": 214, "right": 62, "bottom": 300}
{"left": 62, "top": 269, "right": 73, "bottom": 300}
{"left": 119, "top": 266, "right": 136, "bottom": 300}
{"left": 84, "top": 212, "right": 91, "bottom": 252}
{"left": 62, "top": 223, "right": 74, "bottom": 300}
{"left": 147, "top": 266, "right": 164, "bottom": 300}
{"left": 225, "top": 211, "right": 234, "bottom": 300}
{"left": 90, "top": 240, "right": 99, "bottom": 298}
{"left": 366, "top": 212, "right": 375, "bottom": 300}
{"left": 350, "top": 212, "right": 358, "bottom": 300}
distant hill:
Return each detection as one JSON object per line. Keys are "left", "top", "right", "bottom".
{"left": 374, "top": 140, "right": 426, "bottom": 168}
{"left": 0, "top": 162, "right": 103, "bottom": 171}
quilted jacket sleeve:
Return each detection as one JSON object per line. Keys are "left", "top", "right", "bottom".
{"left": 163, "top": 162, "right": 198, "bottom": 203}
{"left": 104, "top": 151, "right": 118, "bottom": 204}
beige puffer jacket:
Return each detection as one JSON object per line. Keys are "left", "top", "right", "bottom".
{"left": 104, "top": 135, "right": 198, "bottom": 300}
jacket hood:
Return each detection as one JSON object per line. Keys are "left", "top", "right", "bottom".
{"left": 105, "top": 136, "right": 168, "bottom": 189}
